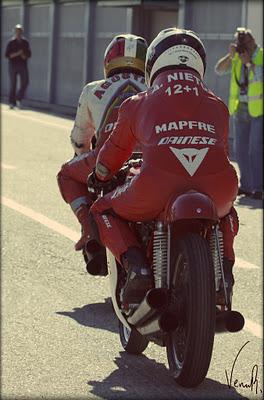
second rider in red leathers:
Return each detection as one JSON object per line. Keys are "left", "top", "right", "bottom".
{"left": 87, "top": 28, "right": 239, "bottom": 304}
{"left": 57, "top": 34, "right": 147, "bottom": 273}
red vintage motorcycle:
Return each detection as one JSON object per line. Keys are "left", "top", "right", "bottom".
{"left": 86, "top": 153, "right": 245, "bottom": 388}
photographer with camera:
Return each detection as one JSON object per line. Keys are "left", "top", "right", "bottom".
{"left": 215, "top": 27, "right": 263, "bottom": 200}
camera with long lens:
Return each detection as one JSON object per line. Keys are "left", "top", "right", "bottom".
{"left": 235, "top": 28, "right": 247, "bottom": 54}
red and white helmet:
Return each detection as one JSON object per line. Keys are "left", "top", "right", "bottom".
{"left": 145, "top": 28, "right": 206, "bottom": 87}
{"left": 104, "top": 33, "right": 148, "bottom": 78}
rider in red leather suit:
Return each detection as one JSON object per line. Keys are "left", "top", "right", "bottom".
{"left": 57, "top": 34, "right": 147, "bottom": 254}
{"left": 88, "top": 28, "right": 239, "bottom": 303}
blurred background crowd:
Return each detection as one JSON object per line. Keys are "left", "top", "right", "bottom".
{"left": 1, "top": 0, "right": 262, "bottom": 115}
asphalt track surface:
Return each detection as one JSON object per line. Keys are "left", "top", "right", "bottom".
{"left": 1, "top": 104, "right": 263, "bottom": 400}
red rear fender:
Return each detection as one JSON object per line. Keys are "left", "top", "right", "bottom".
{"left": 165, "top": 192, "right": 219, "bottom": 223}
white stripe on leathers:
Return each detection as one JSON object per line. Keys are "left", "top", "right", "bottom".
{"left": 124, "top": 37, "right": 137, "bottom": 57}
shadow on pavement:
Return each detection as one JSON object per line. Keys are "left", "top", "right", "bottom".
{"left": 235, "top": 195, "right": 263, "bottom": 210}
{"left": 57, "top": 303, "right": 247, "bottom": 399}
{"left": 87, "top": 351, "right": 246, "bottom": 400}
{"left": 56, "top": 297, "right": 118, "bottom": 334}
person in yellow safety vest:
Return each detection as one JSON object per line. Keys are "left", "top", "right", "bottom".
{"left": 215, "top": 27, "right": 263, "bottom": 200}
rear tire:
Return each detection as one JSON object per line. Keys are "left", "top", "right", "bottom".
{"left": 119, "top": 320, "right": 149, "bottom": 355}
{"left": 166, "top": 233, "right": 215, "bottom": 388}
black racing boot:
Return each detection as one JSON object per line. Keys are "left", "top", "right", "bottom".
{"left": 82, "top": 212, "right": 108, "bottom": 276}
{"left": 121, "top": 246, "right": 152, "bottom": 304}
{"left": 74, "top": 204, "right": 91, "bottom": 251}
{"left": 216, "top": 258, "right": 234, "bottom": 306}
{"left": 83, "top": 239, "right": 108, "bottom": 276}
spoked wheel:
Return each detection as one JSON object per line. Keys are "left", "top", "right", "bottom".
{"left": 166, "top": 234, "right": 216, "bottom": 388}
{"left": 119, "top": 320, "right": 149, "bottom": 355}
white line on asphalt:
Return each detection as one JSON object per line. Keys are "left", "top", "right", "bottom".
{"left": 244, "top": 319, "right": 262, "bottom": 339}
{"left": 2, "top": 196, "right": 79, "bottom": 242}
{"left": 235, "top": 257, "right": 259, "bottom": 270}
{"left": 2, "top": 109, "right": 71, "bottom": 130}
{"left": 2, "top": 163, "right": 16, "bottom": 169}
{"left": 2, "top": 195, "right": 262, "bottom": 339}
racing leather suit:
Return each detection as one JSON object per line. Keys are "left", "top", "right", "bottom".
{"left": 57, "top": 72, "right": 146, "bottom": 212}
{"left": 90, "top": 68, "right": 239, "bottom": 263}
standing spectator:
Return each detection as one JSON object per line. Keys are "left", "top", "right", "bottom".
{"left": 215, "top": 27, "right": 263, "bottom": 200}
{"left": 5, "top": 24, "right": 31, "bottom": 109}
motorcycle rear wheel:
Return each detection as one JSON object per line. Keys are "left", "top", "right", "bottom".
{"left": 119, "top": 320, "right": 149, "bottom": 355}
{"left": 166, "top": 233, "right": 215, "bottom": 388}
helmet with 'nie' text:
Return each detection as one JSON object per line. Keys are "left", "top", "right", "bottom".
{"left": 145, "top": 27, "right": 207, "bottom": 87}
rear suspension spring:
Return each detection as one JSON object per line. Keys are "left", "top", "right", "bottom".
{"left": 152, "top": 222, "right": 168, "bottom": 288}
{"left": 210, "top": 225, "right": 224, "bottom": 291}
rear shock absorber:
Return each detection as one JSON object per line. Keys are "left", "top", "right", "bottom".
{"left": 210, "top": 225, "right": 224, "bottom": 291}
{"left": 152, "top": 221, "right": 168, "bottom": 288}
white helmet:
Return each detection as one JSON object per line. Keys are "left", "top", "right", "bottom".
{"left": 145, "top": 28, "right": 206, "bottom": 87}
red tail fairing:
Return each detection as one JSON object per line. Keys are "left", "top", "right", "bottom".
{"left": 165, "top": 191, "right": 219, "bottom": 223}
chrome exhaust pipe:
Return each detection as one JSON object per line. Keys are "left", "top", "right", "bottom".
{"left": 136, "top": 310, "right": 179, "bottom": 336}
{"left": 215, "top": 311, "right": 245, "bottom": 333}
{"left": 127, "top": 288, "right": 168, "bottom": 327}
